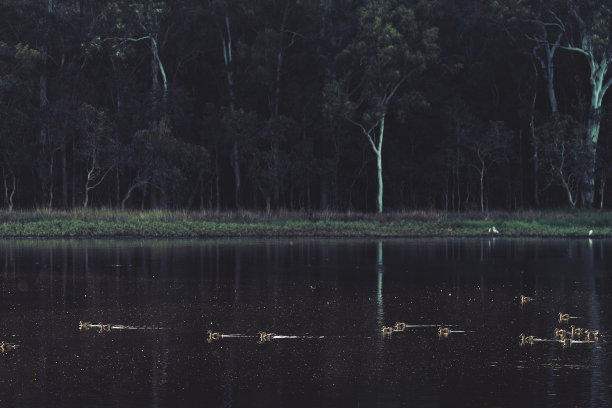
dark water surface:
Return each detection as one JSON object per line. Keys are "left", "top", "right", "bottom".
{"left": 0, "top": 238, "right": 611, "bottom": 407}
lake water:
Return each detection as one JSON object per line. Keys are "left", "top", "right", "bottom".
{"left": 0, "top": 238, "right": 610, "bottom": 407}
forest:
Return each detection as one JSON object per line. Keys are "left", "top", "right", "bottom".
{"left": 1, "top": 0, "right": 612, "bottom": 213}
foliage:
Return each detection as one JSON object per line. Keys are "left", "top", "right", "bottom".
{"left": 1, "top": 0, "right": 612, "bottom": 211}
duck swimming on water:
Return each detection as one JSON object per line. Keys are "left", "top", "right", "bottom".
{"left": 520, "top": 295, "right": 534, "bottom": 305}
{"left": 0, "top": 341, "right": 18, "bottom": 352}
{"left": 258, "top": 332, "right": 276, "bottom": 343}
{"left": 559, "top": 313, "right": 570, "bottom": 323}
{"left": 570, "top": 325, "right": 584, "bottom": 338}
{"left": 519, "top": 333, "right": 536, "bottom": 345}
{"left": 394, "top": 322, "right": 406, "bottom": 332}
{"left": 585, "top": 329, "right": 601, "bottom": 341}
{"left": 438, "top": 327, "right": 451, "bottom": 337}
{"left": 207, "top": 330, "right": 222, "bottom": 342}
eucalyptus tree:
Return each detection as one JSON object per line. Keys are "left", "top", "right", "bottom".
{"left": 238, "top": 0, "right": 306, "bottom": 209}
{"left": 76, "top": 104, "right": 119, "bottom": 208}
{"left": 558, "top": 1, "right": 612, "bottom": 206}
{"left": 0, "top": 41, "right": 39, "bottom": 210}
{"left": 328, "top": 0, "right": 438, "bottom": 213}
{"left": 536, "top": 114, "right": 588, "bottom": 207}
{"left": 500, "top": 0, "right": 612, "bottom": 206}
{"left": 93, "top": 1, "right": 171, "bottom": 128}
{"left": 466, "top": 121, "right": 513, "bottom": 212}
{"left": 492, "top": 0, "right": 565, "bottom": 114}
{"left": 206, "top": 0, "right": 255, "bottom": 209}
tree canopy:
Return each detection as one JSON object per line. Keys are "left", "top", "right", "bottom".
{"left": 1, "top": 0, "right": 612, "bottom": 211}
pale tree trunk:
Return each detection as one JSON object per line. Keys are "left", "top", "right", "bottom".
{"left": 61, "top": 146, "right": 68, "bottom": 208}
{"left": 121, "top": 180, "right": 148, "bottom": 210}
{"left": 354, "top": 113, "right": 385, "bottom": 214}
{"left": 83, "top": 155, "right": 113, "bottom": 208}
{"left": 564, "top": 9, "right": 612, "bottom": 207}
{"left": 582, "top": 77, "right": 604, "bottom": 206}
{"left": 533, "top": 33, "right": 560, "bottom": 114}
{"left": 479, "top": 159, "right": 485, "bottom": 213}
{"left": 2, "top": 167, "right": 15, "bottom": 211}
{"left": 375, "top": 114, "right": 384, "bottom": 214}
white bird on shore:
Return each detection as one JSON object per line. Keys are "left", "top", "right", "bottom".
{"left": 589, "top": 229, "right": 594, "bottom": 236}
{"left": 488, "top": 226, "right": 499, "bottom": 234}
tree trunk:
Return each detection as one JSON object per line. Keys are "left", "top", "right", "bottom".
{"left": 121, "top": 180, "right": 147, "bottom": 210}
{"left": 2, "top": 167, "right": 15, "bottom": 211}
{"left": 61, "top": 145, "right": 68, "bottom": 208}
{"left": 270, "top": 1, "right": 291, "bottom": 209}
{"left": 186, "top": 169, "right": 204, "bottom": 210}
{"left": 375, "top": 114, "right": 385, "bottom": 214}
{"left": 582, "top": 103, "right": 602, "bottom": 207}
{"left": 221, "top": 12, "right": 242, "bottom": 209}
{"left": 542, "top": 45, "right": 558, "bottom": 114}
{"left": 39, "top": 0, "right": 53, "bottom": 206}
{"left": 479, "top": 161, "right": 484, "bottom": 213}
{"left": 116, "top": 168, "right": 120, "bottom": 208}
{"left": 530, "top": 68, "right": 540, "bottom": 208}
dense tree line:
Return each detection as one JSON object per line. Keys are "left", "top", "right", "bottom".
{"left": 1, "top": 0, "right": 612, "bottom": 212}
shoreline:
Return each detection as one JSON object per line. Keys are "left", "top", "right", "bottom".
{"left": 0, "top": 209, "right": 609, "bottom": 238}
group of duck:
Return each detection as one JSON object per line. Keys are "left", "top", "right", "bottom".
{"left": 380, "top": 322, "right": 459, "bottom": 339}
{"left": 78, "top": 321, "right": 166, "bottom": 333}
{"left": 519, "top": 296, "right": 602, "bottom": 348}
{"left": 207, "top": 330, "right": 277, "bottom": 344}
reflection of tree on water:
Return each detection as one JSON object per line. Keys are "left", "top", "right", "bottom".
{"left": 376, "top": 240, "right": 384, "bottom": 332}
{"left": 584, "top": 239, "right": 605, "bottom": 407}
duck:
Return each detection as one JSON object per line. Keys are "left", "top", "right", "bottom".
{"left": 258, "top": 331, "right": 276, "bottom": 342}
{"left": 570, "top": 325, "right": 584, "bottom": 337}
{"left": 558, "top": 313, "right": 570, "bottom": 322}
{"left": 207, "top": 330, "right": 222, "bottom": 342}
{"left": 520, "top": 295, "right": 534, "bottom": 305}
{"left": 519, "top": 333, "right": 536, "bottom": 345}
{"left": 554, "top": 328, "right": 568, "bottom": 338}
{"left": 97, "top": 322, "right": 111, "bottom": 333}
{"left": 0, "top": 341, "right": 18, "bottom": 352}
{"left": 394, "top": 322, "right": 406, "bottom": 332}
{"left": 381, "top": 326, "right": 394, "bottom": 335}
{"left": 438, "top": 327, "right": 451, "bottom": 336}
{"left": 585, "top": 329, "right": 600, "bottom": 341}
{"left": 79, "top": 321, "right": 92, "bottom": 330}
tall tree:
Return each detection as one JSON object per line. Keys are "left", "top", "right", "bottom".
{"left": 559, "top": 1, "right": 612, "bottom": 206}
{"left": 329, "top": 0, "right": 438, "bottom": 213}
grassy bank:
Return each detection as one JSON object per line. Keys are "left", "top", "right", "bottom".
{"left": 0, "top": 209, "right": 610, "bottom": 238}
